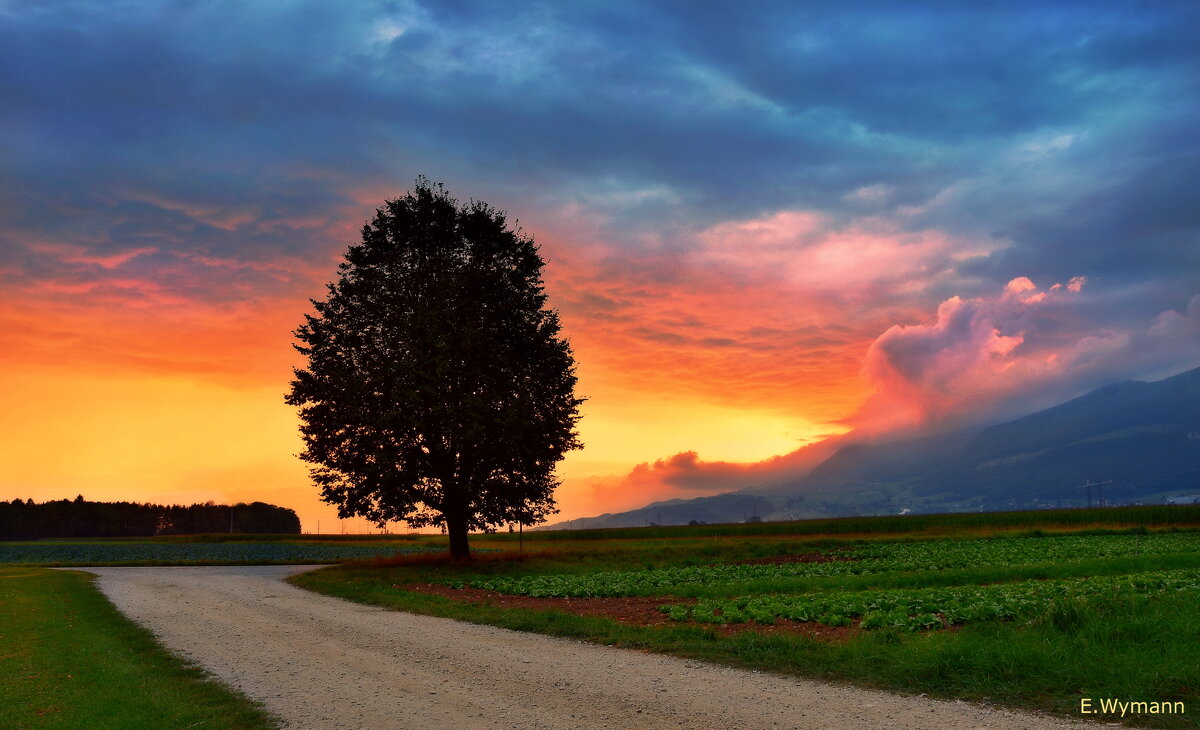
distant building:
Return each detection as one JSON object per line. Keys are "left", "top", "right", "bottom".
{"left": 1167, "top": 495, "right": 1200, "bottom": 505}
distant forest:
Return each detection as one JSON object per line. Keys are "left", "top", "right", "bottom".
{"left": 0, "top": 496, "right": 301, "bottom": 540}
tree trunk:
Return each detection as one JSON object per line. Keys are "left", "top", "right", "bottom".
{"left": 446, "top": 512, "right": 471, "bottom": 561}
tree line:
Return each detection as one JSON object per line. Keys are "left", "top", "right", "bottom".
{"left": 0, "top": 496, "right": 301, "bottom": 540}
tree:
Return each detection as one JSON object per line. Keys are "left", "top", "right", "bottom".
{"left": 285, "top": 178, "right": 583, "bottom": 559}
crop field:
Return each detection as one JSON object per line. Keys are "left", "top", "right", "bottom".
{"left": 463, "top": 531, "right": 1199, "bottom": 595}
{"left": 679, "top": 568, "right": 1200, "bottom": 631}
{"left": 295, "top": 507, "right": 1200, "bottom": 728}
{"left": 456, "top": 532, "right": 1200, "bottom": 635}
{"left": 0, "top": 540, "right": 440, "bottom": 566}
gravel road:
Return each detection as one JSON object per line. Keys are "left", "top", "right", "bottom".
{"left": 85, "top": 565, "right": 1085, "bottom": 729}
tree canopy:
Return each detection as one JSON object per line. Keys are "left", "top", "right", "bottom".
{"left": 285, "top": 179, "right": 583, "bottom": 558}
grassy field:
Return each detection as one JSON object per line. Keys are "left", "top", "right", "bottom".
{"left": 293, "top": 506, "right": 1200, "bottom": 728}
{"left": 519, "top": 504, "right": 1200, "bottom": 540}
{"left": 0, "top": 535, "right": 445, "bottom": 566}
{"left": 0, "top": 567, "right": 279, "bottom": 729}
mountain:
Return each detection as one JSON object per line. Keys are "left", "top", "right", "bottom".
{"left": 548, "top": 366, "right": 1200, "bottom": 528}
{"left": 764, "top": 427, "right": 979, "bottom": 494}
{"left": 899, "top": 366, "right": 1200, "bottom": 510}
{"left": 546, "top": 492, "right": 774, "bottom": 531}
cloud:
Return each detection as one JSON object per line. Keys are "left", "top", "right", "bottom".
{"left": 531, "top": 223, "right": 882, "bottom": 426}
{"left": 567, "top": 440, "right": 843, "bottom": 515}
{"left": 693, "top": 209, "right": 994, "bottom": 300}
{"left": 628, "top": 448, "right": 826, "bottom": 491}
{"left": 3, "top": 1, "right": 1198, "bottom": 314}
{"left": 851, "top": 279, "right": 1200, "bottom": 433}
{"left": 5, "top": 0, "right": 1191, "bottom": 246}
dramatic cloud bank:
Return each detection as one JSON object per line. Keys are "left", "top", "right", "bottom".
{"left": 856, "top": 279, "right": 1200, "bottom": 434}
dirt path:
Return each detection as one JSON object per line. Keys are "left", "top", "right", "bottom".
{"left": 85, "top": 566, "right": 1084, "bottom": 730}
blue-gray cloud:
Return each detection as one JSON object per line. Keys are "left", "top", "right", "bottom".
{"left": 2, "top": 0, "right": 1198, "bottom": 385}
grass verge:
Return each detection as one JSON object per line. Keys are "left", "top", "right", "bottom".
{"left": 0, "top": 567, "right": 279, "bottom": 729}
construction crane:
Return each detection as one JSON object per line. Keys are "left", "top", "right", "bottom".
{"left": 1081, "top": 479, "right": 1114, "bottom": 508}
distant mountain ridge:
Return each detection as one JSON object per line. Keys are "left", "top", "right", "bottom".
{"left": 549, "top": 366, "right": 1200, "bottom": 530}
{"left": 900, "top": 366, "right": 1200, "bottom": 509}
{"left": 548, "top": 492, "right": 774, "bottom": 531}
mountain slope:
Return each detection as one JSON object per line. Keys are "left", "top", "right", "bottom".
{"left": 544, "top": 493, "right": 774, "bottom": 531}
{"left": 901, "top": 366, "right": 1200, "bottom": 508}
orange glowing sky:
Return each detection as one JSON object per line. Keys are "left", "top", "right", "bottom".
{"left": 4, "top": 2, "right": 1200, "bottom": 532}
{"left": 0, "top": 214, "right": 875, "bottom": 530}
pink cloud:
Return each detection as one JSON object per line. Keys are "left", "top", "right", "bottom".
{"left": 527, "top": 207, "right": 1005, "bottom": 425}
{"left": 629, "top": 443, "right": 839, "bottom": 490}
{"left": 849, "top": 278, "right": 1200, "bottom": 434}
{"left": 535, "top": 227, "right": 881, "bottom": 422}
{"left": 1004, "top": 276, "right": 1036, "bottom": 294}
{"left": 65, "top": 246, "right": 160, "bottom": 269}
{"left": 694, "top": 210, "right": 996, "bottom": 301}
{"left": 565, "top": 439, "right": 843, "bottom": 516}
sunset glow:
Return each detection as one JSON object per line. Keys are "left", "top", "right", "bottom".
{"left": 3, "top": 2, "right": 1199, "bottom": 531}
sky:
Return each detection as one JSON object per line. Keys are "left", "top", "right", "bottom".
{"left": 2, "top": 1, "right": 1199, "bottom": 532}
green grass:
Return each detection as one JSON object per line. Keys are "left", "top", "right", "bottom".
{"left": 0, "top": 567, "right": 279, "bottom": 729}
{"left": 293, "top": 520, "right": 1200, "bottom": 728}
{"left": 516, "top": 504, "right": 1200, "bottom": 540}
{"left": 0, "top": 541, "right": 441, "bottom": 566}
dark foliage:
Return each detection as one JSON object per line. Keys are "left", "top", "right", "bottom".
{"left": 0, "top": 497, "right": 301, "bottom": 540}
{"left": 286, "top": 179, "right": 583, "bottom": 558}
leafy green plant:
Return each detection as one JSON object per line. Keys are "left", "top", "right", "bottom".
{"left": 462, "top": 532, "right": 1200, "bottom": 598}
{"left": 665, "top": 569, "right": 1200, "bottom": 631}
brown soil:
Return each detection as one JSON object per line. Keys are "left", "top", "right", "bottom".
{"left": 402, "top": 582, "right": 861, "bottom": 641}
{"left": 403, "top": 582, "right": 687, "bottom": 627}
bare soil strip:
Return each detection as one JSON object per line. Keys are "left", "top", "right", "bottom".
{"left": 402, "top": 583, "right": 863, "bottom": 641}
{"left": 85, "top": 566, "right": 1083, "bottom": 729}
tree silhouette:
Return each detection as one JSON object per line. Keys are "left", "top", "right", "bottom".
{"left": 286, "top": 179, "right": 583, "bottom": 559}
{"left": 0, "top": 498, "right": 299, "bottom": 539}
